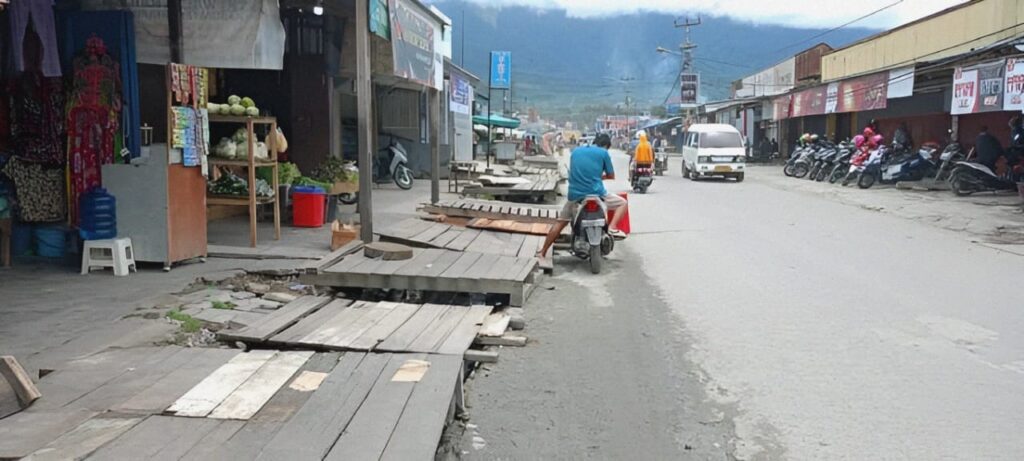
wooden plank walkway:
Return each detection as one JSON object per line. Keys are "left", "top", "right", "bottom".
{"left": 420, "top": 199, "right": 563, "bottom": 224}
{"left": 460, "top": 175, "right": 561, "bottom": 202}
{"left": 219, "top": 299, "right": 492, "bottom": 355}
{"left": 301, "top": 247, "right": 538, "bottom": 306}
{"left": 376, "top": 218, "right": 552, "bottom": 272}
{"left": 7, "top": 348, "right": 464, "bottom": 461}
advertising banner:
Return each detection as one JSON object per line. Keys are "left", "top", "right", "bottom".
{"left": 490, "top": 51, "right": 512, "bottom": 89}
{"left": 1004, "top": 57, "right": 1024, "bottom": 111}
{"left": 887, "top": 66, "right": 915, "bottom": 99}
{"left": 791, "top": 86, "right": 826, "bottom": 118}
{"left": 949, "top": 59, "right": 1005, "bottom": 114}
{"left": 390, "top": 0, "right": 440, "bottom": 89}
{"left": 680, "top": 73, "right": 699, "bottom": 106}
{"left": 450, "top": 73, "right": 472, "bottom": 115}
{"left": 825, "top": 82, "right": 839, "bottom": 114}
{"left": 951, "top": 67, "right": 979, "bottom": 115}
{"left": 772, "top": 95, "right": 791, "bottom": 120}
{"left": 370, "top": 0, "right": 390, "bottom": 39}
{"left": 837, "top": 72, "right": 888, "bottom": 113}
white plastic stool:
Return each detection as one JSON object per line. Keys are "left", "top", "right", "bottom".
{"left": 81, "top": 238, "right": 137, "bottom": 276}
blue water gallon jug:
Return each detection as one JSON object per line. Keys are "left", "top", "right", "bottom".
{"left": 79, "top": 187, "right": 117, "bottom": 240}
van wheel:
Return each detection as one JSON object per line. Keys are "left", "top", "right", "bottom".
{"left": 681, "top": 161, "right": 689, "bottom": 178}
{"left": 735, "top": 173, "right": 745, "bottom": 182}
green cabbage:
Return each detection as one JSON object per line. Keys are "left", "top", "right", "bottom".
{"left": 241, "top": 97, "right": 256, "bottom": 108}
{"left": 227, "top": 95, "right": 242, "bottom": 105}
{"left": 245, "top": 106, "right": 259, "bottom": 116}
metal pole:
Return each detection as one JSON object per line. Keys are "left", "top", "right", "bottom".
{"left": 487, "top": 53, "right": 492, "bottom": 169}
{"left": 430, "top": 89, "right": 440, "bottom": 204}
{"left": 355, "top": 0, "right": 374, "bottom": 242}
{"left": 168, "top": 0, "right": 183, "bottom": 62}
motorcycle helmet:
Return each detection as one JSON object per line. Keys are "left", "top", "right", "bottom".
{"left": 810, "top": 134, "right": 820, "bottom": 143}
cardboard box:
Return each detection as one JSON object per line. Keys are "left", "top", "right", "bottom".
{"left": 331, "top": 220, "right": 359, "bottom": 250}
{"left": 329, "top": 180, "right": 359, "bottom": 196}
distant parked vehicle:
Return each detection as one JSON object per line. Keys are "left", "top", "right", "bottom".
{"left": 681, "top": 124, "right": 747, "bottom": 182}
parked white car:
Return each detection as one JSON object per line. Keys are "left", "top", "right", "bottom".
{"left": 680, "top": 123, "right": 746, "bottom": 182}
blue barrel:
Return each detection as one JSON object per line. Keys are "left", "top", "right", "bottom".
{"left": 79, "top": 188, "right": 117, "bottom": 240}
{"left": 34, "top": 225, "right": 67, "bottom": 258}
{"left": 12, "top": 222, "right": 33, "bottom": 256}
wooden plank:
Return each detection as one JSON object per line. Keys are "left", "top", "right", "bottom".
{"left": 174, "top": 420, "right": 247, "bottom": 460}
{"left": 351, "top": 302, "right": 421, "bottom": 351}
{"left": 321, "top": 249, "right": 370, "bottom": 274}
{"left": 436, "top": 306, "right": 493, "bottom": 355}
{"left": 256, "top": 353, "right": 389, "bottom": 461}
{"left": 475, "top": 334, "right": 528, "bottom": 347}
{"left": 31, "top": 347, "right": 179, "bottom": 412}
{"left": 166, "top": 350, "right": 277, "bottom": 417}
{"left": 0, "top": 409, "right": 98, "bottom": 459}
{"left": 67, "top": 346, "right": 207, "bottom": 413}
{"left": 504, "top": 233, "right": 528, "bottom": 257}
{"left": 385, "top": 218, "right": 435, "bottom": 240}
{"left": 269, "top": 299, "right": 353, "bottom": 344}
{"left": 0, "top": 356, "right": 41, "bottom": 409}
{"left": 389, "top": 248, "right": 446, "bottom": 278}
{"left": 378, "top": 354, "right": 464, "bottom": 461}
{"left": 464, "top": 350, "right": 499, "bottom": 363}
{"left": 455, "top": 253, "right": 501, "bottom": 291}
{"left": 301, "top": 240, "right": 364, "bottom": 273}
{"left": 324, "top": 354, "right": 421, "bottom": 461}
{"left": 428, "top": 228, "right": 462, "bottom": 248}
{"left": 446, "top": 228, "right": 481, "bottom": 251}
{"left": 376, "top": 306, "right": 448, "bottom": 352}
{"left": 208, "top": 351, "right": 314, "bottom": 420}
{"left": 297, "top": 301, "right": 372, "bottom": 347}
{"left": 218, "top": 295, "right": 332, "bottom": 343}
{"left": 113, "top": 348, "right": 239, "bottom": 415}
{"left": 478, "top": 312, "right": 511, "bottom": 337}
{"left": 24, "top": 415, "right": 143, "bottom": 461}
{"left": 319, "top": 303, "right": 397, "bottom": 350}
{"left": 86, "top": 415, "right": 223, "bottom": 461}
{"left": 406, "top": 305, "right": 470, "bottom": 353}
{"left": 408, "top": 222, "right": 451, "bottom": 244}
{"left": 251, "top": 352, "right": 342, "bottom": 423}
{"left": 438, "top": 252, "right": 482, "bottom": 279}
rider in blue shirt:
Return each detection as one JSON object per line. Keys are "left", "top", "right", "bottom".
{"left": 538, "top": 133, "right": 628, "bottom": 257}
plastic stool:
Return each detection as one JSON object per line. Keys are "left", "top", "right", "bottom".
{"left": 81, "top": 238, "right": 136, "bottom": 276}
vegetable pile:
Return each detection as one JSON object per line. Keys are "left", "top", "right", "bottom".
{"left": 207, "top": 94, "right": 260, "bottom": 118}
{"left": 208, "top": 169, "right": 275, "bottom": 197}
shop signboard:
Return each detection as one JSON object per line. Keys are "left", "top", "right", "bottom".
{"left": 450, "top": 73, "right": 472, "bottom": 115}
{"left": 389, "top": 0, "right": 440, "bottom": 89}
{"left": 791, "top": 86, "right": 826, "bottom": 118}
{"left": 490, "top": 51, "right": 512, "bottom": 89}
{"left": 772, "top": 95, "right": 791, "bottom": 120}
{"left": 825, "top": 82, "right": 839, "bottom": 114}
{"left": 1003, "top": 57, "right": 1024, "bottom": 111}
{"left": 680, "top": 73, "right": 700, "bottom": 106}
{"left": 949, "top": 59, "right": 1005, "bottom": 114}
{"left": 370, "top": 0, "right": 390, "bottom": 39}
{"left": 837, "top": 72, "right": 888, "bottom": 113}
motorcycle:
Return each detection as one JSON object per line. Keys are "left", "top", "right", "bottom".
{"left": 932, "top": 141, "right": 966, "bottom": 181}
{"left": 809, "top": 141, "right": 844, "bottom": 181}
{"left": 788, "top": 144, "right": 820, "bottom": 178}
{"left": 338, "top": 137, "right": 415, "bottom": 205}
{"left": 949, "top": 161, "right": 1018, "bottom": 196}
{"left": 783, "top": 146, "right": 808, "bottom": 177}
{"left": 842, "top": 145, "right": 887, "bottom": 187}
{"left": 827, "top": 147, "right": 854, "bottom": 184}
{"left": 570, "top": 196, "right": 615, "bottom": 274}
{"left": 630, "top": 164, "right": 654, "bottom": 194}
{"left": 857, "top": 143, "right": 937, "bottom": 189}
{"left": 654, "top": 148, "right": 668, "bottom": 176}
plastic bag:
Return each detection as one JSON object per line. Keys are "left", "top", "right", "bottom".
{"left": 266, "top": 127, "right": 288, "bottom": 153}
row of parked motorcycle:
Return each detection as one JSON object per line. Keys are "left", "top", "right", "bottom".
{"left": 782, "top": 135, "right": 1021, "bottom": 195}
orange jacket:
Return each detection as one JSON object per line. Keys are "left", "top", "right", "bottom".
{"left": 635, "top": 133, "right": 654, "bottom": 164}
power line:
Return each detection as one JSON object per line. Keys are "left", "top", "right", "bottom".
{"left": 662, "top": 72, "right": 682, "bottom": 106}
{"left": 772, "top": 0, "right": 905, "bottom": 54}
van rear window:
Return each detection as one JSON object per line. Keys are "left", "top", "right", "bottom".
{"left": 700, "top": 132, "right": 743, "bottom": 148}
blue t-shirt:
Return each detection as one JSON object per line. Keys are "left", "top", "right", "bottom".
{"left": 567, "top": 145, "right": 614, "bottom": 201}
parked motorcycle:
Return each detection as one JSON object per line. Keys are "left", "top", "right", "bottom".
{"left": 570, "top": 196, "right": 615, "bottom": 274}
{"left": 816, "top": 141, "right": 853, "bottom": 182}
{"left": 932, "top": 141, "right": 966, "bottom": 181}
{"left": 788, "top": 144, "right": 820, "bottom": 178}
{"left": 783, "top": 145, "right": 809, "bottom": 177}
{"left": 810, "top": 141, "right": 848, "bottom": 181}
{"left": 857, "top": 143, "right": 936, "bottom": 189}
{"left": 949, "top": 161, "right": 1018, "bottom": 196}
{"left": 338, "top": 136, "right": 414, "bottom": 205}
{"left": 842, "top": 145, "right": 885, "bottom": 187}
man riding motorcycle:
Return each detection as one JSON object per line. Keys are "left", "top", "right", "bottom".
{"left": 537, "top": 133, "right": 628, "bottom": 257}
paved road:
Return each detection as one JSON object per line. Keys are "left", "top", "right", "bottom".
{"left": 462, "top": 152, "right": 1024, "bottom": 460}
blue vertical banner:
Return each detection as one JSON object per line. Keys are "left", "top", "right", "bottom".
{"left": 490, "top": 51, "right": 511, "bottom": 89}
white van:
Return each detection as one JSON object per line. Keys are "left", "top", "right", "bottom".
{"left": 681, "top": 124, "right": 746, "bottom": 182}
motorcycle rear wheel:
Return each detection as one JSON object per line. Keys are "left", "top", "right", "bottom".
{"left": 783, "top": 164, "right": 795, "bottom": 177}
{"left": 589, "top": 246, "right": 602, "bottom": 274}
{"left": 394, "top": 163, "right": 414, "bottom": 190}
{"left": 792, "top": 163, "right": 810, "bottom": 178}
{"left": 338, "top": 192, "right": 358, "bottom": 205}
{"left": 950, "top": 171, "right": 975, "bottom": 196}
{"left": 829, "top": 165, "right": 845, "bottom": 184}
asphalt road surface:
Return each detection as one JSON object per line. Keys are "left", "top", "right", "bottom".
{"left": 460, "top": 152, "right": 1024, "bottom": 460}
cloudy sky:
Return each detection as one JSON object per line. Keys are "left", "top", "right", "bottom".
{"left": 442, "top": 0, "right": 967, "bottom": 29}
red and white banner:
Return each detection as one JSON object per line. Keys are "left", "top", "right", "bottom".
{"left": 1004, "top": 57, "right": 1024, "bottom": 112}
{"left": 951, "top": 68, "right": 980, "bottom": 115}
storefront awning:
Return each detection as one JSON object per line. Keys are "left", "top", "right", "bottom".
{"left": 473, "top": 114, "right": 521, "bottom": 129}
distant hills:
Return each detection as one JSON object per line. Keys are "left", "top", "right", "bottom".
{"left": 431, "top": 0, "right": 879, "bottom": 124}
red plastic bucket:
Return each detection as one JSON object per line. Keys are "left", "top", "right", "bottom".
{"left": 292, "top": 188, "right": 326, "bottom": 228}
{"left": 607, "top": 191, "right": 630, "bottom": 234}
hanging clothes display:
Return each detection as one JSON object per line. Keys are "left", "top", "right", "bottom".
{"left": 8, "top": 0, "right": 62, "bottom": 77}
{"left": 1, "top": 157, "right": 66, "bottom": 222}
{"left": 8, "top": 73, "right": 65, "bottom": 164}
{"left": 66, "top": 36, "right": 121, "bottom": 226}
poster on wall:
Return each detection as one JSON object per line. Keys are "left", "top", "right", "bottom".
{"left": 1003, "top": 57, "right": 1024, "bottom": 111}
{"left": 791, "top": 86, "right": 826, "bottom": 118}
{"left": 450, "top": 73, "right": 471, "bottom": 115}
{"left": 680, "top": 73, "right": 699, "bottom": 106}
{"left": 825, "top": 82, "right": 839, "bottom": 114}
{"left": 837, "top": 72, "right": 887, "bottom": 113}
{"left": 951, "top": 67, "right": 978, "bottom": 115}
{"left": 389, "top": 0, "right": 440, "bottom": 89}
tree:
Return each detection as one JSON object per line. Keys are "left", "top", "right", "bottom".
{"left": 650, "top": 105, "right": 668, "bottom": 118}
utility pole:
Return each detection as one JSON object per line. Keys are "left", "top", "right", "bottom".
{"left": 674, "top": 16, "right": 700, "bottom": 121}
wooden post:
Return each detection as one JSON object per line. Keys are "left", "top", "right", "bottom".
{"left": 355, "top": 0, "right": 374, "bottom": 242}
{"left": 430, "top": 89, "right": 441, "bottom": 204}
{"left": 168, "top": 0, "right": 183, "bottom": 62}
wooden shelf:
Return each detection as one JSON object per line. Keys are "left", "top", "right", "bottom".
{"left": 207, "top": 194, "right": 277, "bottom": 206}
{"left": 208, "top": 114, "right": 278, "bottom": 124}
{"left": 209, "top": 158, "right": 277, "bottom": 167}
